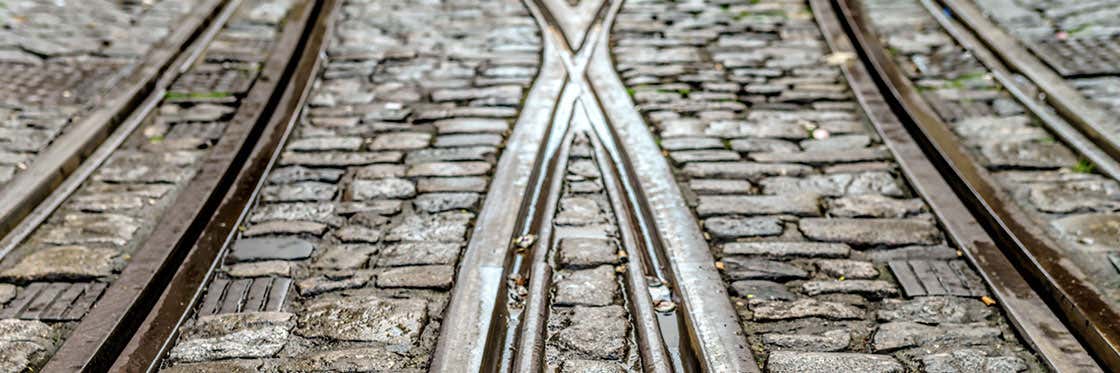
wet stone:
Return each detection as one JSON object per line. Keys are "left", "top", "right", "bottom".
{"left": 385, "top": 212, "right": 473, "bottom": 242}
{"left": 561, "top": 360, "right": 625, "bottom": 373}
{"left": 228, "top": 237, "right": 314, "bottom": 263}
{"left": 827, "top": 195, "right": 926, "bottom": 218}
{"left": 417, "top": 177, "right": 489, "bottom": 193}
{"left": 312, "top": 244, "right": 377, "bottom": 270}
{"left": 921, "top": 349, "right": 1028, "bottom": 373}
{"left": 801, "top": 280, "right": 898, "bottom": 299}
{"left": 558, "top": 238, "right": 617, "bottom": 268}
{"left": 413, "top": 192, "right": 480, "bottom": 213}
{"left": 800, "top": 218, "right": 942, "bottom": 246}
{"left": 723, "top": 242, "right": 851, "bottom": 258}
{"left": 730, "top": 280, "right": 795, "bottom": 301}
{"left": 555, "top": 197, "right": 607, "bottom": 226}
{"left": 704, "top": 216, "right": 783, "bottom": 238}
{"left": 767, "top": 351, "right": 903, "bottom": 373}
{"left": 268, "top": 166, "right": 344, "bottom": 184}
{"left": 682, "top": 162, "right": 814, "bottom": 180}
{"left": 261, "top": 181, "right": 337, "bottom": 202}
{"left": 377, "top": 242, "right": 460, "bottom": 267}
{"left": 1050, "top": 213, "right": 1120, "bottom": 250}
{"left": 225, "top": 261, "right": 292, "bottom": 278}
{"left": 760, "top": 172, "right": 904, "bottom": 197}
{"left": 279, "top": 347, "right": 409, "bottom": 372}
{"left": 763, "top": 329, "right": 851, "bottom": 352}
{"left": 406, "top": 161, "right": 491, "bottom": 177}
{"left": 554, "top": 266, "right": 618, "bottom": 307}
{"left": 0, "top": 319, "right": 56, "bottom": 373}
{"left": 872, "top": 321, "right": 1001, "bottom": 352}
{"left": 40, "top": 213, "right": 139, "bottom": 246}
{"left": 0, "top": 245, "right": 118, "bottom": 281}
{"left": 368, "top": 132, "right": 431, "bottom": 151}
{"left": 553, "top": 306, "right": 629, "bottom": 360}
{"left": 354, "top": 164, "right": 406, "bottom": 179}
{"left": 168, "top": 312, "right": 294, "bottom": 363}
{"left": 376, "top": 265, "right": 455, "bottom": 289}
{"left": 722, "top": 257, "right": 808, "bottom": 282}
{"left": 162, "top": 360, "right": 262, "bottom": 373}
{"left": 696, "top": 194, "right": 821, "bottom": 217}
{"left": 877, "top": 297, "right": 992, "bottom": 325}
{"left": 815, "top": 259, "right": 879, "bottom": 279}
{"left": 287, "top": 137, "right": 363, "bottom": 152}
{"left": 243, "top": 221, "right": 328, "bottom": 237}
{"left": 689, "top": 179, "right": 753, "bottom": 195}
{"left": 867, "top": 245, "right": 960, "bottom": 263}
{"left": 249, "top": 203, "right": 342, "bottom": 227}
{"left": 349, "top": 178, "right": 416, "bottom": 201}
{"left": 296, "top": 295, "right": 427, "bottom": 345}
{"left": 751, "top": 298, "right": 863, "bottom": 321}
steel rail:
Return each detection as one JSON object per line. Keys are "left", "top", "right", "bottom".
{"left": 0, "top": 0, "right": 230, "bottom": 239}
{"left": 936, "top": 0, "right": 1120, "bottom": 164}
{"left": 38, "top": 0, "right": 329, "bottom": 371}
{"left": 834, "top": 0, "right": 1114, "bottom": 370}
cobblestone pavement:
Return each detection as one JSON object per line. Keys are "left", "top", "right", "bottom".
{"left": 157, "top": 0, "right": 541, "bottom": 370}
{"left": 0, "top": 0, "right": 297, "bottom": 371}
{"left": 966, "top": 0, "right": 1120, "bottom": 117}
{"left": 0, "top": 0, "right": 203, "bottom": 186}
{"left": 864, "top": 0, "right": 1120, "bottom": 326}
{"left": 612, "top": 0, "right": 1043, "bottom": 371}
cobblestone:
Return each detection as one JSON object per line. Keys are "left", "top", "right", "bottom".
{"left": 159, "top": 0, "right": 540, "bottom": 369}
{"left": 612, "top": 0, "right": 1040, "bottom": 369}
{"left": 0, "top": 0, "right": 200, "bottom": 186}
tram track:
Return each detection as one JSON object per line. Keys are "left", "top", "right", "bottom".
{"left": 835, "top": 0, "right": 1120, "bottom": 369}
{"left": 0, "top": 0, "right": 328, "bottom": 371}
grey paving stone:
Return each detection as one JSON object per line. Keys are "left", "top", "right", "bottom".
{"left": 0, "top": 284, "right": 16, "bottom": 305}
{"left": 413, "top": 192, "right": 479, "bottom": 213}
{"left": 920, "top": 349, "right": 1028, "bottom": 373}
{"left": 433, "top": 118, "right": 510, "bottom": 134}
{"left": 750, "top": 298, "right": 863, "bottom": 321}
{"left": 243, "top": 221, "right": 328, "bottom": 237}
{"left": 249, "top": 203, "right": 342, "bottom": 227}
{"left": 228, "top": 237, "right": 314, "bottom": 262}
{"left": 376, "top": 265, "right": 455, "bottom": 289}
{"left": 376, "top": 242, "right": 461, "bottom": 267}
{"left": 722, "top": 257, "right": 808, "bottom": 282}
{"left": 703, "top": 216, "right": 783, "bottom": 238}
{"left": 1025, "top": 179, "right": 1120, "bottom": 213}
{"left": 312, "top": 244, "right": 377, "bottom": 270}
{"left": 296, "top": 274, "right": 369, "bottom": 297}
{"left": 873, "top": 321, "right": 1001, "bottom": 352}
{"left": 553, "top": 306, "right": 629, "bottom": 360}
{"left": 39, "top": 213, "right": 140, "bottom": 246}
{"left": 722, "top": 242, "right": 851, "bottom": 258}
{"left": 730, "top": 280, "right": 796, "bottom": 301}
{"left": 877, "top": 296, "right": 992, "bottom": 325}
{"left": 688, "top": 179, "right": 753, "bottom": 195}
{"left": 555, "top": 197, "right": 608, "bottom": 226}
{"left": 866, "top": 245, "right": 959, "bottom": 262}
{"left": 278, "top": 151, "right": 402, "bottom": 167}
{"left": 287, "top": 137, "right": 363, "bottom": 152}
{"left": 800, "top": 218, "right": 942, "bottom": 246}
{"left": 406, "top": 161, "right": 492, "bottom": 177}
{"left": 278, "top": 347, "right": 410, "bottom": 372}
{"left": 696, "top": 194, "right": 821, "bottom": 217}
{"left": 729, "top": 138, "right": 801, "bottom": 153}
{"left": 368, "top": 132, "right": 431, "bottom": 150}
{"left": 980, "top": 141, "right": 1077, "bottom": 169}
{"left": 417, "top": 176, "right": 489, "bottom": 193}
{"left": 766, "top": 351, "right": 903, "bottom": 373}
{"left": 0, "top": 319, "right": 56, "bottom": 373}
{"left": 682, "top": 161, "right": 814, "bottom": 180}
{"left": 168, "top": 312, "right": 294, "bottom": 363}
{"left": 760, "top": 172, "right": 904, "bottom": 197}
{"left": 827, "top": 195, "right": 926, "bottom": 218}
{"left": 353, "top": 164, "right": 407, "bottom": 179}
{"left": 261, "top": 181, "right": 337, "bottom": 202}
{"left": 560, "top": 359, "right": 625, "bottom": 373}
{"left": 554, "top": 266, "right": 618, "bottom": 307}
{"left": 385, "top": 212, "right": 473, "bottom": 242}
{"left": 162, "top": 360, "right": 262, "bottom": 373}
{"left": 349, "top": 178, "right": 416, "bottom": 200}
{"left": 763, "top": 329, "right": 851, "bottom": 352}
{"left": 801, "top": 280, "right": 898, "bottom": 299}
{"left": 226, "top": 261, "right": 292, "bottom": 278}
{"left": 334, "top": 225, "right": 383, "bottom": 244}
{"left": 558, "top": 238, "right": 617, "bottom": 268}
{"left": 268, "top": 166, "right": 345, "bottom": 184}
{"left": 815, "top": 259, "right": 879, "bottom": 279}
{"left": 296, "top": 295, "right": 427, "bottom": 345}
{"left": 750, "top": 147, "right": 891, "bottom": 165}
{"left": 0, "top": 245, "right": 118, "bottom": 281}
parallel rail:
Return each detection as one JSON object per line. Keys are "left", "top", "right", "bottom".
{"left": 834, "top": 0, "right": 1117, "bottom": 370}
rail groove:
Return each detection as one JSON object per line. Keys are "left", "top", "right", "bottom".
{"left": 837, "top": 0, "right": 1117, "bottom": 370}
{"left": 432, "top": 0, "right": 752, "bottom": 371}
